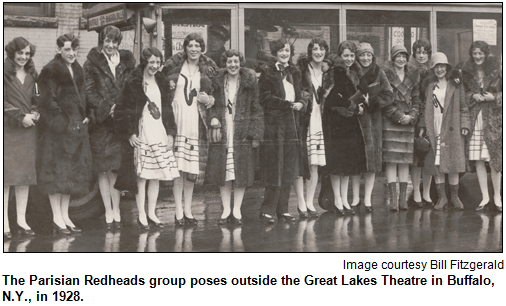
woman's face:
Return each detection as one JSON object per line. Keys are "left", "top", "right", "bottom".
{"left": 311, "top": 43, "right": 326, "bottom": 63}
{"left": 434, "top": 64, "right": 447, "bottom": 79}
{"left": 102, "top": 37, "right": 119, "bottom": 56}
{"left": 144, "top": 55, "right": 161, "bottom": 76}
{"left": 472, "top": 48, "right": 485, "bottom": 66}
{"left": 59, "top": 41, "right": 77, "bottom": 65}
{"left": 394, "top": 53, "right": 407, "bottom": 69}
{"left": 13, "top": 46, "right": 31, "bottom": 68}
{"left": 415, "top": 47, "right": 429, "bottom": 64}
{"left": 358, "top": 51, "right": 373, "bottom": 68}
{"left": 186, "top": 39, "right": 202, "bottom": 61}
{"left": 226, "top": 55, "right": 240, "bottom": 76}
{"left": 276, "top": 43, "right": 291, "bottom": 65}
{"left": 341, "top": 49, "right": 355, "bottom": 67}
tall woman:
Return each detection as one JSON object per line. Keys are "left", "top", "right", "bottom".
{"left": 351, "top": 42, "right": 395, "bottom": 211}
{"left": 163, "top": 33, "right": 216, "bottom": 225}
{"left": 4, "top": 37, "right": 39, "bottom": 238}
{"left": 322, "top": 41, "right": 367, "bottom": 215}
{"left": 38, "top": 34, "right": 92, "bottom": 233}
{"left": 294, "top": 38, "right": 332, "bottom": 218}
{"left": 419, "top": 53, "right": 470, "bottom": 210}
{"left": 457, "top": 41, "right": 502, "bottom": 212}
{"left": 206, "top": 50, "right": 264, "bottom": 224}
{"left": 258, "top": 38, "right": 309, "bottom": 223}
{"left": 84, "top": 25, "right": 135, "bottom": 229}
{"left": 382, "top": 45, "right": 421, "bottom": 211}
{"left": 115, "top": 47, "right": 180, "bottom": 229}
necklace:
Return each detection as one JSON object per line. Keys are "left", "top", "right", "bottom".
{"left": 186, "top": 59, "right": 199, "bottom": 89}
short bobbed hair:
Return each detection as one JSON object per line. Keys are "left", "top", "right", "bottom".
{"left": 337, "top": 40, "right": 357, "bottom": 56}
{"left": 221, "top": 49, "right": 246, "bottom": 67}
{"left": 183, "top": 33, "right": 206, "bottom": 54}
{"left": 5, "top": 37, "right": 36, "bottom": 60}
{"left": 57, "top": 34, "right": 79, "bottom": 49}
{"left": 140, "top": 47, "right": 164, "bottom": 69}
{"left": 270, "top": 38, "right": 294, "bottom": 57}
{"left": 307, "top": 38, "right": 329, "bottom": 58}
{"left": 412, "top": 39, "right": 432, "bottom": 58}
{"left": 469, "top": 41, "right": 491, "bottom": 58}
{"left": 99, "top": 25, "right": 122, "bottom": 47}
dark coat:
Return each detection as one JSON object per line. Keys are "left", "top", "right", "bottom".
{"left": 83, "top": 47, "right": 135, "bottom": 175}
{"left": 163, "top": 52, "right": 217, "bottom": 185}
{"left": 37, "top": 54, "right": 92, "bottom": 196}
{"left": 359, "top": 61, "right": 395, "bottom": 173}
{"left": 456, "top": 55, "right": 502, "bottom": 172}
{"left": 322, "top": 56, "right": 367, "bottom": 176}
{"left": 113, "top": 65, "right": 177, "bottom": 193}
{"left": 205, "top": 67, "right": 264, "bottom": 187}
{"left": 419, "top": 77, "right": 471, "bottom": 175}
{"left": 4, "top": 57, "right": 39, "bottom": 185}
{"left": 381, "top": 60, "right": 421, "bottom": 164}
{"left": 258, "top": 60, "right": 310, "bottom": 185}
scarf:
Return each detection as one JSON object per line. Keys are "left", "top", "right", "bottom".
{"left": 102, "top": 49, "right": 120, "bottom": 78}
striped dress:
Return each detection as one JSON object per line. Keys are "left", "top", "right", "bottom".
{"left": 224, "top": 76, "right": 239, "bottom": 181}
{"left": 307, "top": 66, "right": 326, "bottom": 166}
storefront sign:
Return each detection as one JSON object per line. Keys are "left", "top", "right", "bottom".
{"left": 391, "top": 27, "right": 404, "bottom": 46}
{"left": 88, "top": 9, "right": 126, "bottom": 31}
{"left": 172, "top": 24, "right": 208, "bottom": 55}
{"left": 473, "top": 19, "right": 497, "bottom": 45}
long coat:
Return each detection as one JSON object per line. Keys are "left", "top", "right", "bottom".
{"left": 163, "top": 53, "right": 217, "bottom": 185}
{"left": 83, "top": 47, "right": 135, "bottom": 175}
{"left": 456, "top": 55, "right": 502, "bottom": 172}
{"left": 4, "top": 57, "right": 38, "bottom": 186}
{"left": 258, "top": 60, "right": 310, "bottom": 186}
{"left": 205, "top": 67, "right": 264, "bottom": 187}
{"left": 37, "top": 54, "right": 92, "bottom": 196}
{"left": 114, "top": 65, "right": 177, "bottom": 193}
{"left": 419, "top": 77, "right": 471, "bottom": 175}
{"left": 382, "top": 60, "right": 421, "bottom": 164}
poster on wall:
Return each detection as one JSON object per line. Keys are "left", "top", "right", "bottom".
{"left": 172, "top": 24, "right": 208, "bottom": 55}
{"left": 473, "top": 19, "right": 497, "bottom": 45}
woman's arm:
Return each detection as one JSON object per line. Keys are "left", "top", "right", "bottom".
{"left": 258, "top": 71, "right": 293, "bottom": 111}
{"left": 84, "top": 62, "right": 113, "bottom": 123}
{"left": 248, "top": 74, "right": 264, "bottom": 142}
{"left": 114, "top": 79, "right": 137, "bottom": 139}
{"left": 38, "top": 67, "right": 68, "bottom": 133}
{"left": 408, "top": 80, "right": 421, "bottom": 124}
{"left": 458, "top": 84, "right": 471, "bottom": 134}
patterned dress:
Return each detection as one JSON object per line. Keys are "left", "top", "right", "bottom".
{"left": 224, "top": 75, "right": 239, "bottom": 181}
{"left": 307, "top": 65, "right": 326, "bottom": 166}
{"left": 468, "top": 80, "right": 490, "bottom": 162}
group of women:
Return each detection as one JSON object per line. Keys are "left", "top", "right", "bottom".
{"left": 3, "top": 26, "right": 502, "bottom": 239}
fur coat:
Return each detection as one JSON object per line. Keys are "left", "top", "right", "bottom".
{"left": 84, "top": 47, "right": 136, "bottom": 175}
{"left": 419, "top": 76, "right": 471, "bottom": 175}
{"left": 456, "top": 55, "right": 502, "bottom": 172}
{"left": 258, "top": 60, "right": 310, "bottom": 185}
{"left": 113, "top": 65, "right": 176, "bottom": 193}
{"left": 162, "top": 52, "right": 217, "bottom": 185}
{"left": 205, "top": 67, "right": 264, "bottom": 187}
{"left": 37, "top": 54, "right": 92, "bottom": 196}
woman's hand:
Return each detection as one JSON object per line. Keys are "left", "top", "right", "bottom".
{"left": 473, "top": 93, "right": 485, "bottom": 102}
{"left": 418, "top": 128, "right": 426, "bottom": 138}
{"left": 167, "top": 134, "right": 174, "bottom": 149}
{"left": 109, "top": 104, "right": 116, "bottom": 117}
{"left": 129, "top": 134, "right": 141, "bottom": 148}
{"left": 292, "top": 102, "right": 303, "bottom": 111}
{"left": 210, "top": 117, "right": 221, "bottom": 128}
{"left": 358, "top": 104, "right": 364, "bottom": 116}
{"left": 482, "top": 92, "right": 495, "bottom": 102}
{"left": 399, "top": 114, "right": 411, "bottom": 125}
{"left": 461, "top": 128, "right": 469, "bottom": 136}
{"left": 252, "top": 139, "right": 260, "bottom": 148}
{"left": 83, "top": 117, "right": 90, "bottom": 124}
{"left": 21, "top": 114, "right": 36, "bottom": 128}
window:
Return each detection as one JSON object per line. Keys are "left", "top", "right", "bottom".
{"left": 3, "top": 3, "right": 55, "bottom": 17}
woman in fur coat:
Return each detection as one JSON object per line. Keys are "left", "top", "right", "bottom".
{"left": 456, "top": 41, "right": 502, "bottom": 212}
{"left": 114, "top": 47, "right": 179, "bottom": 229}
{"left": 162, "top": 33, "right": 217, "bottom": 225}
{"left": 84, "top": 25, "right": 135, "bottom": 229}
{"left": 350, "top": 42, "right": 395, "bottom": 211}
{"left": 321, "top": 41, "right": 367, "bottom": 215}
{"left": 418, "top": 53, "right": 471, "bottom": 210}
{"left": 382, "top": 45, "right": 421, "bottom": 211}
{"left": 38, "top": 34, "right": 92, "bottom": 234}
{"left": 258, "top": 38, "right": 309, "bottom": 223}
{"left": 206, "top": 50, "right": 264, "bottom": 224}
{"left": 4, "top": 37, "right": 40, "bottom": 238}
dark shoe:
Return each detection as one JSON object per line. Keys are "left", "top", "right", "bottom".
{"left": 105, "top": 221, "right": 113, "bottom": 230}
{"left": 230, "top": 216, "right": 242, "bottom": 225}
{"left": 53, "top": 222, "right": 71, "bottom": 235}
{"left": 388, "top": 182, "right": 398, "bottom": 211}
{"left": 450, "top": 184, "right": 464, "bottom": 210}
{"left": 495, "top": 205, "right": 503, "bottom": 212}
{"left": 475, "top": 202, "right": 489, "bottom": 212}
{"left": 259, "top": 213, "right": 275, "bottom": 223}
{"left": 277, "top": 213, "right": 296, "bottom": 221}
{"left": 184, "top": 215, "right": 197, "bottom": 225}
{"left": 411, "top": 198, "right": 423, "bottom": 208}
{"left": 17, "top": 224, "right": 35, "bottom": 235}
{"left": 174, "top": 215, "right": 185, "bottom": 226}
{"left": 364, "top": 205, "right": 373, "bottom": 212}
{"left": 297, "top": 207, "right": 309, "bottom": 219}
{"left": 218, "top": 216, "right": 229, "bottom": 225}
{"left": 434, "top": 183, "right": 448, "bottom": 210}
{"left": 114, "top": 221, "right": 122, "bottom": 229}
{"left": 4, "top": 232, "right": 12, "bottom": 239}
{"left": 351, "top": 200, "right": 361, "bottom": 207}
{"left": 343, "top": 206, "right": 355, "bottom": 215}
{"left": 307, "top": 209, "right": 319, "bottom": 218}
{"left": 399, "top": 182, "right": 408, "bottom": 210}
{"left": 423, "top": 198, "right": 434, "bottom": 207}
{"left": 137, "top": 218, "right": 150, "bottom": 230}
{"left": 67, "top": 225, "right": 82, "bottom": 233}
{"left": 334, "top": 208, "right": 345, "bottom": 216}
{"left": 147, "top": 216, "right": 164, "bottom": 228}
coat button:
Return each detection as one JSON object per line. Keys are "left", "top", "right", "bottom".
{"left": 190, "top": 145, "right": 194, "bottom": 150}
{"left": 449, "top": 127, "right": 453, "bottom": 131}
{"left": 174, "top": 146, "right": 178, "bottom": 152}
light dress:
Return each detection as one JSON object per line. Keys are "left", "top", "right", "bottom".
{"left": 307, "top": 65, "right": 326, "bottom": 166}
{"left": 432, "top": 83, "right": 446, "bottom": 166}
{"left": 172, "top": 61, "right": 201, "bottom": 174}
{"left": 468, "top": 80, "right": 490, "bottom": 161}
{"left": 224, "top": 75, "right": 240, "bottom": 181}
{"left": 135, "top": 78, "right": 179, "bottom": 180}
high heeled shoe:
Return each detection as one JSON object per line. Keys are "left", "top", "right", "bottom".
{"left": 475, "top": 202, "right": 490, "bottom": 212}
{"left": 218, "top": 214, "right": 230, "bottom": 225}
{"left": 364, "top": 205, "right": 373, "bottom": 212}
{"left": 137, "top": 218, "right": 150, "bottom": 230}
{"left": 4, "top": 232, "right": 12, "bottom": 239}
{"left": 230, "top": 215, "right": 242, "bottom": 225}
{"left": 147, "top": 216, "right": 164, "bottom": 228}
{"left": 53, "top": 222, "right": 71, "bottom": 235}
{"left": 259, "top": 213, "right": 275, "bottom": 223}
{"left": 66, "top": 225, "right": 82, "bottom": 233}
{"left": 422, "top": 198, "right": 434, "bottom": 207}
{"left": 114, "top": 220, "right": 122, "bottom": 229}
{"left": 297, "top": 207, "right": 309, "bottom": 219}
{"left": 495, "top": 205, "right": 503, "bottom": 212}
{"left": 276, "top": 213, "right": 296, "bottom": 221}
{"left": 17, "top": 224, "right": 35, "bottom": 235}
{"left": 307, "top": 209, "right": 319, "bottom": 218}
{"left": 174, "top": 215, "right": 185, "bottom": 226}
{"left": 105, "top": 221, "right": 113, "bottom": 230}
{"left": 343, "top": 206, "right": 355, "bottom": 215}
{"left": 334, "top": 207, "right": 345, "bottom": 216}
{"left": 184, "top": 215, "right": 197, "bottom": 225}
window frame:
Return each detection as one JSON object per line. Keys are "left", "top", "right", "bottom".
{"left": 3, "top": 3, "right": 55, "bottom": 17}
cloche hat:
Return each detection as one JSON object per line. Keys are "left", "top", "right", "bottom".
{"left": 356, "top": 42, "right": 374, "bottom": 58}
{"left": 391, "top": 45, "right": 409, "bottom": 61}
{"left": 430, "top": 52, "right": 452, "bottom": 71}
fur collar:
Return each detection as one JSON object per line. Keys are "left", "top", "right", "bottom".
{"left": 459, "top": 55, "right": 501, "bottom": 80}
{"left": 360, "top": 60, "right": 380, "bottom": 85}
{"left": 4, "top": 57, "right": 38, "bottom": 81}
{"left": 214, "top": 67, "right": 256, "bottom": 90}
{"left": 127, "top": 64, "right": 169, "bottom": 95}
{"left": 164, "top": 52, "right": 217, "bottom": 78}
{"left": 382, "top": 60, "right": 419, "bottom": 84}
{"left": 44, "top": 54, "right": 85, "bottom": 90}
{"left": 86, "top": 47, "right": 135, "bottom": 71}
{"left": 259, "top": 60, "right": 301, "bottom": 77}
{"left": 409, "top": 56, "right": 430, "bottom": 73}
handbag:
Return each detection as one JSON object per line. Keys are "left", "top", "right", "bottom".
{"left": 414, "top": 135, "right": 430, "bottom": 154}
{"left": 146, "top": 96, "right": 161, "bottom": 120}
